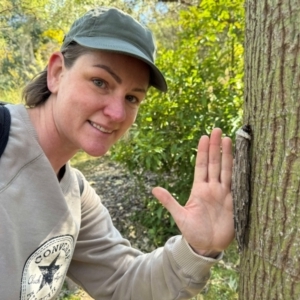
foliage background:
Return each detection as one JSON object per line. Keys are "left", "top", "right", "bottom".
{"left": 112, "top": 0, "right": 244, "bottom": 246}
{"left": 0, "top": 0, "right": 244, "bottom": 298}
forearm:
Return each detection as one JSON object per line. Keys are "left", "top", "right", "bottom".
{"left": 69, "top": 235, "right": 220, "bottom": 300}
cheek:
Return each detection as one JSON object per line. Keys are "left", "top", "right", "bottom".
{"left": 54, "top": 93, "right": 83, "bottom": 132}
{"left": 126, "top": 108, "right": 139, "bottom": 126}
{"left": 57, "top": 81, "right": 89, "bottom": 114}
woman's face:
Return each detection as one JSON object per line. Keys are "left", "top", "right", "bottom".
{"left": 49, "top": 51, "right": 150, "bottom": 157}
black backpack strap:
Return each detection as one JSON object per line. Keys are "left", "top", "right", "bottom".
{"left": 0, "top": 104, "right": 11, "bottom": 158}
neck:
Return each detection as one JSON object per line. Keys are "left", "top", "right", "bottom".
{"left": 26, "top": 99, "right": 78, "bottom": 175}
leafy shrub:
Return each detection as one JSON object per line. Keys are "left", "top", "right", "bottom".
{"left": 111, "top": 0, "right": 244, "bottom": 247}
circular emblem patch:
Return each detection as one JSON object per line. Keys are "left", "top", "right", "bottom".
{"left": 20, "top": 235, "right": 74, "bottom": 300}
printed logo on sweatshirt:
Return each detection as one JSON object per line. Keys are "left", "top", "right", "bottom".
{"left": 20, "top": 235, "right": 74, "bottom": 300}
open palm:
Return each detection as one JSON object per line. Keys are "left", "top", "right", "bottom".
{"left": 152, "top": 128, "right": 234, "bottom": 257}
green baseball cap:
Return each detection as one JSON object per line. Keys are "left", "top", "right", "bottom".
{"left": 61, "top": 7, "right": 167, "bottom": 92}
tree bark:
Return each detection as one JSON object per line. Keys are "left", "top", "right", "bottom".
{"left": 240, "top": 0, "right": 300, "bottom": 299}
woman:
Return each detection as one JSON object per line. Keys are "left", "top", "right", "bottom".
{"left": 0, "top": 7, "right": 234, "bottom": 300}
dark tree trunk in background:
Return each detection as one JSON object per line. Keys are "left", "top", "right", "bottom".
{"left": 240, "top": 0, "right": 300, "bottom": 298}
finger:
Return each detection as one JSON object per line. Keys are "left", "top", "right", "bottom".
{"left": 208, "top": 128, "right": 222, "bottom": 181}
{"left": 152, "top": 187, "right": 184, "bottom": 223}
{"left": 194, "top": 135, "right": 209, "bottom": 182}
{"left": 221, "top": 137, "right": 233, "bottom": 186}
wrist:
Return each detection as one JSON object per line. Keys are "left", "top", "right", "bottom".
{"left": 190, "top": 245, "right": 221, "bottom": 258}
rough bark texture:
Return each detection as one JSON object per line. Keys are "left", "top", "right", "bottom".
{"left": 240, "top": 0, "right": 300, "bottom": 299}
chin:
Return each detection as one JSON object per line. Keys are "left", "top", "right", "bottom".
{"left": 83, "top": 146, "right": 110, "bottom": 158}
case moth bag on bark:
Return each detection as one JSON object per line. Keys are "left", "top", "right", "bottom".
{"left": 232, "top": 125, "right": 252, "bottom": 252}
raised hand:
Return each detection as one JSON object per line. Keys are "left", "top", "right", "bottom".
{"left": 152, "top": 128, "right": 234, "bottom": 257}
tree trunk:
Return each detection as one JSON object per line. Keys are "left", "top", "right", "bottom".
{"left": 239, "top": 0, "right": 300, "bottom": 299}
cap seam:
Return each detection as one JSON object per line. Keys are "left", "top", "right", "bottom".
{"left": 71, "top": 35, "right": 153, "bottom": 58}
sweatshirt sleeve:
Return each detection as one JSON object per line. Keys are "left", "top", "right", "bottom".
{"left": 67, "top": 178, "right": 221, "bottom": 300}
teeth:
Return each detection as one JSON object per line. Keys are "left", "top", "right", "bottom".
{"left": 91, "top": 122, "right": 113, "bottom": 133}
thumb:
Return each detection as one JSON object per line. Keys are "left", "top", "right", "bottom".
{"left": 152, "top": 187, "right": 184, "bottom": 222}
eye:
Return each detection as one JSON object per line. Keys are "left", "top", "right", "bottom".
{"left": 92, "top": 79, "right": 107, "bottom": 88}
{"left": 126, "top": 95, "right": 140, "bottom": 104}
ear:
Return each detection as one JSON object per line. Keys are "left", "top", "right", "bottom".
{"left": 47, "top": 52, "right": 65, "bottom": 94}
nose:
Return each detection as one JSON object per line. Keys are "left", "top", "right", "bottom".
{"left": 103, "top": 96, "right": 126, "bottom": 122}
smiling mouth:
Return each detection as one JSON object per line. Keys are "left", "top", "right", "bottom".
{"left": 89, "top": 121, "right": 113, "bottom": 133}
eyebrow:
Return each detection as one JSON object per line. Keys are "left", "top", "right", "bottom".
{"left": 93, "top": 64, "right": 122, "bottom": 84}
{"left": 92, "top": 64, "right": 147, "bottom": 94}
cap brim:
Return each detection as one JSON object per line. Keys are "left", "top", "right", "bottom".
{"left": 72, "top": 36, "right": 167, "bottom": 92}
